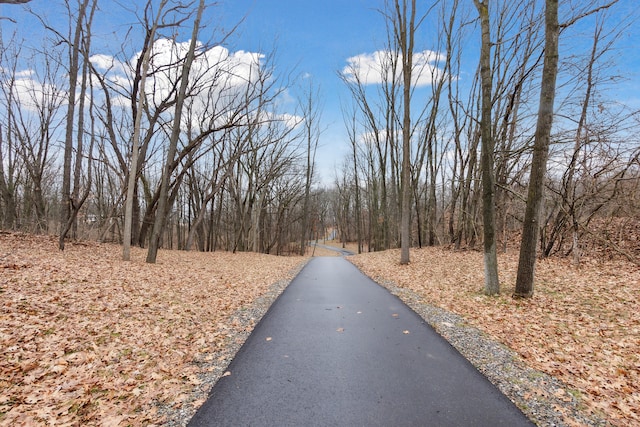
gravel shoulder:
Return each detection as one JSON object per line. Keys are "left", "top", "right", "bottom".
{"left": 371, "top": 277, "right": 606, "bottom": 427}
{"left": 159, "top": 261, "right": 307, "bottom": 425}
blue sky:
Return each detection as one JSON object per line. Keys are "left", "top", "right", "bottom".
{"left": 220, "top": 0, "right": 387, "bottom": 183}
{"left": 0, "top": 0, "right": 389, "bottom": 184}
{"left": 1, "top": 0, "right": 639, "bottom": 185}
{"left": 221, "top": 0, "right": 640, "bottom": 184}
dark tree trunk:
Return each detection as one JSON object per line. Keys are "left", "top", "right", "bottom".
{"left": 514, "top": 0, "right": 559, "bottom": 298}
{"left": 474, "top": 0, "right": 500, "bottom": 295}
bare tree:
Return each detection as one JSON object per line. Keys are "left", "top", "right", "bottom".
{"left": 339, "top": 63, "right": 395, "bottom": 252}
{"left": 342, "top": 102, "right": 364, "bottom": 253}
{"left": 63, "top": 0, "right": 97, "bottom": 241}
{"left": 391, "top": 0, "right": 417, "bottom": 265}
{"left": 473, "top": 0, "right": 499, "bottom": 295}
{"left": 147, "top": 0, "right": 207, "bottom": 263}
{"left": 56, "top": 0, "right": 92, "bottom": 250}
{"left": 0, "top": 126, "right": 19, "bottom": 229}
{"left": 0, "top": 35, "right": 68, "bottom": 233}
{"left": 514, "top": 0, "right": 559, "bottom": 298}
{"left": 298, "top": 78, "right": 321, "bottom": 255}
{"left": 515, "top": 0, "right": 619, "bottom": 297}
{"left": 122, "top": 0, "right": 168, "bottom": 261}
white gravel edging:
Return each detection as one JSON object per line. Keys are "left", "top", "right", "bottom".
{"left": 374, "top": 277, "right": 608, "bottom": 427}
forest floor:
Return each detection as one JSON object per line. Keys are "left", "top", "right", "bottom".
{"left": 0, "top": 232, "right": 305, "bottom": 426}
{"left": 1, "top": 233, "right": 638, "bottom": 425}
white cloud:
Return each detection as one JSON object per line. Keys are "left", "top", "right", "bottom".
{"left": 87, "top": 41, "right": 267, "bottom": 117}
{"left": 276, "top": 112, "right": 303, "bottom": 129}
{"left": 89, "top": 54, "right": 127, "bottom": 75}
{"left": 1, "top": 73, "right": 67, "bottom": 112}
{"left": 139, "top": 40, "right": 266, "bottom": 127}
{"left": 342, "top": 49, "right": 446, "bottom": 87}
{"left": 15, "top": 69, "right": 35, "bottom": 79}
{"left": 2, "top": 39, "right": 281, "bottom": 134}
{"left": 88, "top": 39, "right": 271, "bottom": 131}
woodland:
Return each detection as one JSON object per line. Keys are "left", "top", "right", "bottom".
{"left": 2, "top": 234, "right": 639, "bottom": 425}
{"left": 0, "top": 0, "right": 638, "bottom": 294}
{"left": 1, "top": 0, "right": 639, "bottom": 424}
{"left": 0, "top": 0, "right": 637, "bottom": 282}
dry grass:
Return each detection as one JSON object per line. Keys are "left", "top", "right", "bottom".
{"left": 349, "top": 247, "right": 640, "bottom": 426}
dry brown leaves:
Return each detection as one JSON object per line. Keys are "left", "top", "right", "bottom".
{"left": 0, "top": 232, "right": 304, "bottom": 426}
{"left": 350, "top": 247, "right": 640, "bottom": 426}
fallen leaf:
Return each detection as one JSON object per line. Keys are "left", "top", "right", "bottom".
{"left": 0, "top": 232, "right": 303, "bottom": 425}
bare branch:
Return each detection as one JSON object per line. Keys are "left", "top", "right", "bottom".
{"left": 560, "top": 0, "right": 619, "bottom": 28}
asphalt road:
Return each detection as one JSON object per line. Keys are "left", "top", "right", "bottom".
{"left": 309, "top": 242, "right": 355, "bottom": 256}
{"left": 189, "top": 257, "right": 534, "bottom": 426}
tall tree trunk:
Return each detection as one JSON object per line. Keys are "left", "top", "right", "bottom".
{"left": 352, "top": 127, "right": 363, "bottom": 254}
{"left": 397, "top": 0, "right": 416, "bottom": 265}
{"left": 66, "top": 0, "right": 97, "bottom": 241}
{"left": 70, "top": 53, "right": 87, "bottom": 240}
{"left": 566, "top": 20, "right": 601, "bottom": 267}
{"left": 474, "top": 0, "right": 500, "bottom": 295}
{"left": 123, "top": 0, "right": 167, "bottom": 260}
{"left": 147, "top": 0, "right": 205, "bottom": 263}
{"left": 427, "top": 136, "right": 437, "bottom": 246}
{"left": 0, "top": 127, "right": 18, "bottom": 229}
{"left": 59, "top": 0, "right": 90, "bottom": 250}
{"left": 299, "top": 81, "right": 319, "bottom": 256}
{"left": 514, "top": 0, "right": 559, "bottom": 298}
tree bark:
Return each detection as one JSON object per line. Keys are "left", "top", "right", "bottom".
{"left": 299, "top": 81, "right": 320, "bottom": 256}
{"left": 59, "top": 0, "right": 90, "bottom": 250}
{"left": 147, "top": 0, "right": 206, "bottom": 263}
{"left": 0, "top": 126, "right": 18, "bottom": 229}
{"left": 123, "top": 0, "right": 167, "bottom": 261}
{"left": 474, "top": 0, "right": 500, "bottom": 295}
{"left": 514, "top": 0, "right": 559, "bottom": 298}
{"left": 397, "top": 0, "right": 416, "bottom": 265}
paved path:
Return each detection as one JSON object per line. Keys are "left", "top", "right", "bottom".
{"left": 189, "top": 257, "right": 534, "bottom": 426}
{"left": 309, "top": 242, "right": 355, "bottom": 256}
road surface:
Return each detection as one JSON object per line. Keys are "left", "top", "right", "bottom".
{"left": 189, "top": 257, "right": 533, "bottom": 426}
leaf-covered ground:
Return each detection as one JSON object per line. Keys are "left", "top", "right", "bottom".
{"left": 0, "top": 232, "right": 304, "bottom": 426}
{"left": 349, "top": 247, "right": 640, "bottom": 426}
{"left": 3, "top": 233, "right": 638, "bottom": 425}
